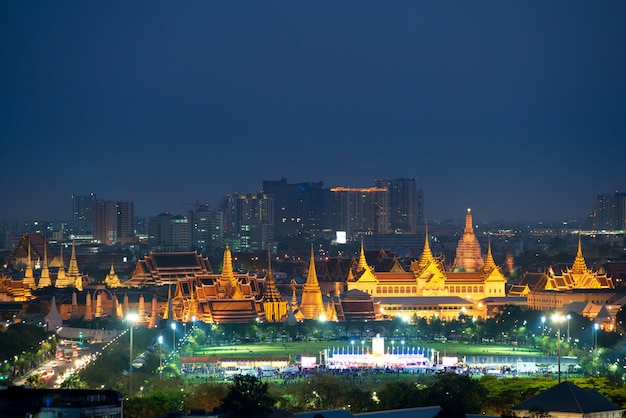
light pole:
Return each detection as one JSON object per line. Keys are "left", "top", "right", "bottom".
{"left": 171, "top": 322, "right": 177, "bottom": 355}
{"left": 157, "top": 335, "right": 163, "bottom": 379}
{"left": 552, "top": 314, "right": 565, "bottom": 383}
{"left": 541, "top": 316, "right": 546, "bottom": 335}
{"left": 594, "top": 323, "right": 599, "bottom": 354}
{"left": 126, "top": 313, "right": 139, "bottom": 397}
{"left": 566, "top": 314, "right": 571, "bottom": 343}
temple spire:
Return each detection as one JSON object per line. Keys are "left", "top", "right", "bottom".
{"left": 483, "top": 235, "right": 497, "bottom": 273}
{"left": 56, "top": 245, "right": 68, "bottom": 288}
{"left": 219, "top": 244, "right": 243, "bottom": 298}
{"left": 38, "top": 239, "right": 52, "bottom": 288}
{"left": 418, "top": 223, "right": 436, "bottom": 270}
{"left": 23, "top": 240, "right": 36, "bottom": 289}
{"left": 300, "top": 244, "right": 324, "bottom": 319}
{"left": 571, "top": 234, "right": 588, "bottom": 274}
{"left": 357, "top": 238, "right": 369, "bottom": 272}
{"left": 262, "top": 246, "right": 287, "bottom": 322}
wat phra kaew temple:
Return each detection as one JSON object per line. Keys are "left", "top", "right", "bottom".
{"left": 0, "top": 209, "right": 620, "bottom": 331}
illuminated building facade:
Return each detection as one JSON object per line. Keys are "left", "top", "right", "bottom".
{"left": 346, "top": 211, "right": 508, "bottom": 321}
{"left": 325, "top": 186, "right": 390, "bottom": 236}
{"left": 262, "top": 178, "right": 325, "bottom": 237}
{"left": 93, "top": 199, "right": 135, "bottom": 245}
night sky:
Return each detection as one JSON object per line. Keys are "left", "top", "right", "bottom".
{"left": 1, "top": 2, "right": 625, "bottom": 223}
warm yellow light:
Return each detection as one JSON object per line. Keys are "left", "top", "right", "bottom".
{"left": 126, "top": 313, "right": 139, "bottom": 323}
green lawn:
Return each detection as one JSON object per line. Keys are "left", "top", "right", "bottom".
{"left": 193, "top": 340, "right": 542, "bottom": 360}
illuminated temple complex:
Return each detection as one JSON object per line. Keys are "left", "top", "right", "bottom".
{"left": 346, "top": 212, "right": 508, "bottom": 320}
{"left": 3, "top": 209, "right": 622, "bottom": 328}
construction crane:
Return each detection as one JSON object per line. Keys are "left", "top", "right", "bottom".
{"left": 180, "top": 198, "right": 210, "bottom": 210}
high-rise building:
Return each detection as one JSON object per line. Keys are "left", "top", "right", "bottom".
{"left": 72, "top": 193, "right": 96, "bottom": 233}
{"left": 93, "top": 200, "right": 118, "bottom": 245}
{"left": 221, "top": 193, "right": 273, "bottom": 251}
{"left": 92, "top": 199, "right": 135, "bottom": 245}
{"left": 147, "top": 213, "right": 190, "bottom": 251}
{"left": 588, "top": 191, "right": 626, "bottom": 231}
{"left": 262, "top": 178, "right": 325, "bottom": 237}
{"left": 325, "top": 187, "right": 389, "bottom": 237}
{"left": 116, "top": 201, "right": 134, "bottom": 241}
{"left": 375, "top": 177, "right": 419, "bottom": 233}
{"left": 188, "top": 206, "right": 223, "bottom": 253}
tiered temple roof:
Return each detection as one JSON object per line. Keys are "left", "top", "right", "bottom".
{"left": 545, "top": 236, "right": 614, "bottom": 290}
{"left": 451, "top": 208, "right": 485, "bottom": 272}
{"left": 125, "top": 252, "right": 213, "bottom": 287}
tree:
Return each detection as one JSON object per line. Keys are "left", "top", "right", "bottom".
{"left": 425, "top": 373, "right": 486, "bottom": 415}
{"left": 377, "top": 381, "right": 425, "bottom": 410}
{"left": 220, "top": 374, "right": 275, "bottom": 418}
{"left": 60, "top": 374, "right": 89, "bottom": 389}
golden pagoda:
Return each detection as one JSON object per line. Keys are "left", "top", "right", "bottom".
{"left": 218, "top": 243, "right": 243, "bottom": 299}
{"left": 37, "top": 239, "right": 52, "bottom": 288}
{"left": 104, "top": 264, "right": 122, "bottom": 288}
{"left": 55, "top": 245, "right": 69, "bottom": 288}
{"left": 262, "top": 249, "right": 288, "bottom": 322}
{"left": 66, "top": 241, "right": 83, "bottom": 291}
{"left": 299, "top": 244, "right": 325, "bottom": 320}
{"left": 23, "top": 242, "right": 36, "bottom": 290}
{"left": 451, "top": 208, "right": 484, "bottom": 272}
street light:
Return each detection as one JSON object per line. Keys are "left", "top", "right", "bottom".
{"left": 594, "top": 323, "right": 599, "bottom": 355}
{"left": 566, "top": 314, "right": 571, "bottom": 342}
{"left": 126, "top": 312, "right": 139, "bottom": 397}
{"left": 541, "top": 316, "right": 546, "bottom": 335}
{"left": 157, "top": 335, "right": 163, "bottom": 378}
{"left": 551, "top": 313, "right": 565, "bottom": 383}
{"left": 171, "top": 323, "right": 177, "bottom": 354}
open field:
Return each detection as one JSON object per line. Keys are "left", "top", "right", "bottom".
{"left": 193, "top": 340, "right": 542, "bottom": 360}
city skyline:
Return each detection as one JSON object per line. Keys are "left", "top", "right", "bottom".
{"left": 1, "top": 2, "right": 625, "bottom": 223}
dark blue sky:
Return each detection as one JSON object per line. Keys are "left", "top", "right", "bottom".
{"left": 1, "top": 2, "right": 625, "bottom": 223}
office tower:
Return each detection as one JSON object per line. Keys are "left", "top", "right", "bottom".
{"left": 262, "top": 178, "right": 325, "bottom": 237}
{"left": 93, "top": 199, "right": 135, "bottom": 245}
{"left": 188, "top": 206, "right": 223, "bottom": 253}
{"left": 588, "top": 192, "right": 626, "bottom": 231}
{"left": 93, "top": 200, "right": 118, "bottom": 245}
{"left": 72, "top": 193, "right": 96, "bottom": 233}
{"left": 325, "top": 186, "right": 389, "bottom": 237}
{"left": 116, "top": 201, "right": 134, "bottom": 240}
{"left": 221, "top": 193, "right": 273, "bottom": 251}
{"left": 147, "top": 213, "right": 190, "bottom": 251}
{"left": 375, "top": 177, "right": 418, "bottom": 233}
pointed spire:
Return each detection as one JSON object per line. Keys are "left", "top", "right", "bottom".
{"left": 220, "top": 244, "right": 243, "bottom": 299}
{"left": 45, "top": 296, "right": 64, "bottom": 332}
{"left": 357, "top": 238, "right": 369, "bottom": 272}
{"left": 38, "top": 239, "right": 51, "bottom": 288}
{"left": 571, "top": 234, "right": 588, "bottom": 274}
{"left": 56, "top": 244, "right": 68, "bottom": 288}
{"left": 66, "top": 240, "right": 81, "bottom": 290}
{"left": 300, "top": 244, "right": 324, "bottom": 320}
{"left": 263, "top": 247, "right": 284, "bottom": 302}
{"left": 148, "top": 294, "right": 158, "bottom": 328}
{"left": 483, "top": 235, "right": 497, "bottom": 273}
{"left": 418, "top": 223, "right": 436, "bottom": 270}
{"left": 23, "top": 240, "right": 36, "bottom": 289}
{"left": 464, "top": 207, "right": 473, "bottom": 234}
{"left": 262, "top": 246, "right": 287, "bottom": 322}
